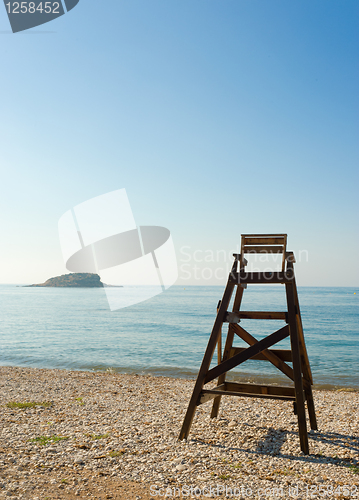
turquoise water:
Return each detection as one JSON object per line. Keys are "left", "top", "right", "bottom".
{"left": 0, "top": 285, "right": 358, "bottom": 389}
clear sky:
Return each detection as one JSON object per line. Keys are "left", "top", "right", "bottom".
{"left": 0, "top": 0, "right": 358, "bottom": 286}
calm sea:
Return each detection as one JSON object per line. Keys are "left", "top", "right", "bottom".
{"left": 0, "top": 285, "right": 358, "bottom": 389}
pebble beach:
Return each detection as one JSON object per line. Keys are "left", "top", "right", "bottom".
{"left": 0, "top": 366, "right": 358, "bottom": 499}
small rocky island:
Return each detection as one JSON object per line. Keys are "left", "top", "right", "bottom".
{"left": 28, "top": 273, "right": 105, "bottom": 288}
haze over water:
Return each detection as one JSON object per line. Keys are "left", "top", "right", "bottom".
{"left": 0, "top": 285, "right": 358, "bottom": 389}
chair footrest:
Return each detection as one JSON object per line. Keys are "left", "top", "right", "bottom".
{"left": 199, "top": 382, "right": 296, "bottom": 404}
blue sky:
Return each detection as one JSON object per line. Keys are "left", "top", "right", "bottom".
{"left": 0, "top": 0, "right": 358, "bottom": 286}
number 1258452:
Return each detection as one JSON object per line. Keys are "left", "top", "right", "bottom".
{"left": 305, "top": 484, "right": 357, "bottom": 497}
{"left": 5, "top": 2, "right": 61, "bottom": 14}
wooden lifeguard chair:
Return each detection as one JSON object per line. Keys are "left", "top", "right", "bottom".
{"left": 179, "top": 234, "right": 317, "bottom": 454}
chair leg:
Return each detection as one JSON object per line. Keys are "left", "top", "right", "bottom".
{"left": 211, "top": 286, "right": 244, "bottom": 418}
{"left": 211, "top": 328, "right": 234, "bottom": 418}
{"left": 304, "top": 384, "right": 318, "bottom": 430}
{"left": 179, "top": 281, "right": 235, "bottom": 440}
{"left": 286, "top": 282, "right": 309, "bottom": 454}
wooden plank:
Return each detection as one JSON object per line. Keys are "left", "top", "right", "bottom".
{"left": 243, "top": 246, "right": 283, "bottom": 254}
{"left": 211, "top": 328, "right": 234, "bottom": 416}
{"left": 225, "top": 382, "right": 295, "bottom": 397}
{"left": 285, "top": 280, "right": 309, "bottom": 454}
{"left": 200, "top": 384, "right": 226, "bottom": 404}
{"left": 200, "top": 389, "right": 295, "bottom": 402}
{"left": 241, "top": 234, "right": 287, "bottom": 238}
{"left": 230, "top": 347, "right": 292, "bottom": 362}
{"left": 230, "top": 271, "right": 294, "bottom": 284}
{"left": 229, "top": 255, "right": 239, "bottom": 282}
{"left": 217, "top": 302, "right": 222, "bottom": 366}
{"left": 289, "top": 268, "right": 317, "bottom": 430}
{"left": 304, "top": 384, "right": 318, "bottom": 431}
{"left": 291, "top": 274, "right": 313, "bottom": 384}
{"left": 204, "top": 325, "right": 290, "bottom": 384}
{"left": 281, "top": 234, "right": 288, "bottom": 271}
{"left": 178, "top": 275, "right": 235, "bottom": 440}
{"left": 236, "top": 311, "right": 287, "bottom": 320}
{"left": 232, "top": 285, "right": 245, "bottom": 313}
{"left": 224, "top": 310, "right": 287, "bottom": 322}
{"left": 243, "top": 237, "right": 286, "bottom": 245}
{"left": 211, "top": 283, "right": 244, "bottom": 418}
{"left": 232, "top": 324, "right": 295, "bottom": 382}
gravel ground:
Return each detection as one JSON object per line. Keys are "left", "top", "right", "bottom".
{"left": 0, "top": 366, "right": 358, "bottom": 500}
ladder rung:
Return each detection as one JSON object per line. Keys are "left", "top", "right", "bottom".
{"left": 238, "top": 311, "right": 287, "bottom": 320}
{"left": 230, "top": 347, "right": 292, "bottom": 362}
{"left": 230, "top": 271, "right": 294, "bottom": 284}
{"left": 199, "top": 389, "right": 295, "bottom": 404}
{"left": 224, "top": 311, "right": 287, "bottom": 323}
{"left": 225, "top": 381, "right": 295, "bottom": 397}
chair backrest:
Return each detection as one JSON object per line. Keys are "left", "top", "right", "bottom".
{"left": 240, "top": 234, "right": 288, "bottom": 271}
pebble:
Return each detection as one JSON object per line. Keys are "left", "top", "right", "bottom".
{"left": 0, "top": 366, "right": 358, "bottom": 499}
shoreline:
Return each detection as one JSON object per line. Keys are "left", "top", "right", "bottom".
{"left": 1, "top": 362, "right": 358, "bottom": 392}
{"left": 0, "top": 366, "right": 358, "bottom": 499}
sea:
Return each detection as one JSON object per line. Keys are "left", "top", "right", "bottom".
{"left": 0, "top": 285, "right": 358, "bottom": 389}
